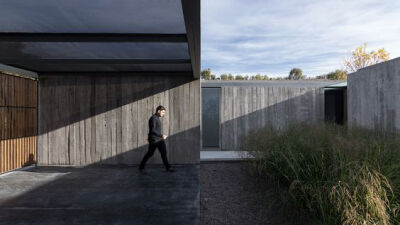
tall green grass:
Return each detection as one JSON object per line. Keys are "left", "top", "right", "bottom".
{"left": 243, "top": 123, "right": 400, "bottom": 225}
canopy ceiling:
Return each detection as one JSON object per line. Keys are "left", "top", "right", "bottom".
{"left": 0, "top": 0, "right": 200, "bottom": 77}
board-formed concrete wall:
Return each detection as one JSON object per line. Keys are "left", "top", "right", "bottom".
{"left": 348, "top": 57, "right": 400, "bottom": 132}
{"left": 219, "top": 85, "right": 324, "bottom": 150}
{"left": 38, "top": 74, "right": 200, "bottom": 166}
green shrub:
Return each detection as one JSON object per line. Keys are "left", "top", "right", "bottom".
{"left": 243, "top": 123, "right": 400, "bottom": 225}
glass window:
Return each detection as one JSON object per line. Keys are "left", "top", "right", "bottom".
{"left": 202, "top": 88, "right": 220, "bottom": 147}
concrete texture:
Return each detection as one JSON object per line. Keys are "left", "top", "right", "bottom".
{"left": 0, "top": 164, "right": 200, "bottom": 225}
{"left": 218, "top": 86, "right": 325, "bottom": 150}
{"left": 348, "top": 57, "right": 400, "bottom": 132}
{"left": 201, "top": 80, "right": 347, "bottom": 151}
{"left": 200, "top": 151, "right": 254, "bottom": 161}
{"left": 38, "top": 75, "right": 200, "bottom": 166}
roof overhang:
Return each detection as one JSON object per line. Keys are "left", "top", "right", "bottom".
{"left": 0, "top": 0, "right": 200, "bottom": 78}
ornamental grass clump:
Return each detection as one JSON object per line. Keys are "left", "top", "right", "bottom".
{"left": 243, "top": 123, "right": 400, "bottom": 225}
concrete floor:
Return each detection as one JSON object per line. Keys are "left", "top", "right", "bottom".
{"left": 200, "top": 151, "right": 255, "bottom": 161}
{"left": 0, "top": 164, "right": 199, "bottom": 225}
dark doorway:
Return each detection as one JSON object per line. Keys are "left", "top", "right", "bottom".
{"left": 325, "top": 88, "right": 347, "bottom": 125}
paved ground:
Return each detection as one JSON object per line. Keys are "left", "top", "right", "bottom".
{"left": 200, "top": 151, "right": 254, "bottom": 161}
{"left": 0, "top": 164, "right": 199, "bottom": 225}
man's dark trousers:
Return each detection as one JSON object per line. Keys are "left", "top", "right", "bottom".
{"left": 139, "top": 140, "right": 171, "bottom": 170}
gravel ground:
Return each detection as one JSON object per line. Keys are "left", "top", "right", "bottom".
{"left": 200, "top": 161, "right": 318, "bottom": 225}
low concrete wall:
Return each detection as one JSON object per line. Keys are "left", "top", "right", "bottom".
{"left": 348, "top": 57, "right": 400, "bottom": 132}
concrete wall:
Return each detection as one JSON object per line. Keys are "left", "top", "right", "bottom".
{"left": 201, "top": 81, "right": 340, "bottom": 150}
{"left": 348, "top": 57, "right": 400, "bottom": 132}
{"left": 219, "top": 85, "right": 324, "bottom": 150}
{"left": 38, "top": 74, "right": 200, "bottom": 166}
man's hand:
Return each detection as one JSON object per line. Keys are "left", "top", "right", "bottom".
{"left": 162, "top": 134, "right": 168, "bottom": 140}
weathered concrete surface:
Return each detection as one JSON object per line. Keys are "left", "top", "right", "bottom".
{"left": 201, "top": 81, "right": 347, "bottom": 151}
{"left": 38, "top": 75, "right": 200, "bottom": 166}
{"left": 348, "top": 57, "right": 400, "bottom": 132}
{"left": 220, "top": 86, "right": 325, "bottom": 150}
{"left": 0, "top": 164, "right": 199, "bottom": 225}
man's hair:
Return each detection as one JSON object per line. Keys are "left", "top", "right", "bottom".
{"left": 155, "top": 105, "right": 166, "bottom": 113}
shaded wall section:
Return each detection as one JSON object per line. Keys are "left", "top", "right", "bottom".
{"left": 38, "top": 74, "right": 200, "bottom": 166}
{"left": 348, "top": 57, "right": 400, "bottom": 132}
{"left": 220, "top": 86, "right": 324, "bottom": 150}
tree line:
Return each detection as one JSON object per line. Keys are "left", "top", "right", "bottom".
{"left": 201, "top": 43, "right": 390, "bottom": 81}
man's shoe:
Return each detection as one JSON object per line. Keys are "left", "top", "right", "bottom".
{"left": 138, "top": 167, "right": 148, "bottom": 174}
{"left": 166, "top": 167, "right": 175, "bottom": 172}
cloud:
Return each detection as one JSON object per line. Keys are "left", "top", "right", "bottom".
{"left": 201, "top": 0, "right": 400, "bottom": 77}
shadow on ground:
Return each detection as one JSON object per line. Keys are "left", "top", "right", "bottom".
{"left": 0, "top": 164, "right": 199, "bottom": 225}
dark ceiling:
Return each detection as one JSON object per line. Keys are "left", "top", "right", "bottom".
{"left": 0, "top": 0, "right": 200, "bottom": 77}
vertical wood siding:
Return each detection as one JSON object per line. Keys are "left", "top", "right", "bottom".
{"left": 0, "top": 72, "right": 37, "bottom": 174}
{"left": 38, "top": 75, "right": 200, "bottom": 166}
{"left": 220, "top": 86, "right": 324, "bottom": 150}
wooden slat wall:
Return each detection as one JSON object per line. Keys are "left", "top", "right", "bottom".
{"left": 0, "top": 72, "right": 37, "bottom": 174}
{"left": 38, "top": 75, "right": 200, "bottom": 166}
{"left": 220, "top": 86, "right": 324, "bottom": 150}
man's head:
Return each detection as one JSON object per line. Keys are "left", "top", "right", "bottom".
{"left": 155, "top": 105, "right": 166, "bottom": 117}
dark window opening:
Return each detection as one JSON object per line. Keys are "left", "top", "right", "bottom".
{"left": 325, "top": 88, "right": 347, "bottom": 125}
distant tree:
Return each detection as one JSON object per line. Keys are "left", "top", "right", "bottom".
{"left": 326, "top": 70, "right": 347, "bottom": 80}
{"left": 251, "top": 74, "right": 261, "bottom": 80}
{"left": 252, "top": 74, "right": 261, "bottom": 80}
{"left": 250, "top": 74, "right": 269, "bottom": 80}
{"left": 235, "top": 75, "right": 245, "bottom": 80}
{"left": 220, "top": 74, "right": 228, "bottom": 80}
{"left": 201, "top": 68, "right": 217, "bottom": 80}
{"left": 288, "top": 68, "right": 303, "bottom": 80}
{"left": 316, "top": 74, "right": 327, "bottom": 79}
{"left": 343, "top": 43, "right": 390, "bottom": 72}
{"left": 227, "top": 74, "right": 234, "bottom": 80}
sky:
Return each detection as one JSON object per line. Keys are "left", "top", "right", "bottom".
{"left": 201, "top": 0, "right": 400, "bottom": 78}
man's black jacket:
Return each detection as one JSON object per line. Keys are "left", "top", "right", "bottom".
{"left": 148, "top": 113, "right": 163, "bottom": 143}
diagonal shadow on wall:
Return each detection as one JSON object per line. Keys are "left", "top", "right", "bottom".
{"left": 37, "top": 74, "right": 200, "bottom": 166}
{"left": 209, "top": 86, "right": 325, "bottom": 150}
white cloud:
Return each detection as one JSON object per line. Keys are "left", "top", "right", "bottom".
{"left": 201, "top": 0, "right": 400, "bottom": 77}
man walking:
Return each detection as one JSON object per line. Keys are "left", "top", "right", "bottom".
{"left": 139, "top": 105, "right": 175, "bottom": 173}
